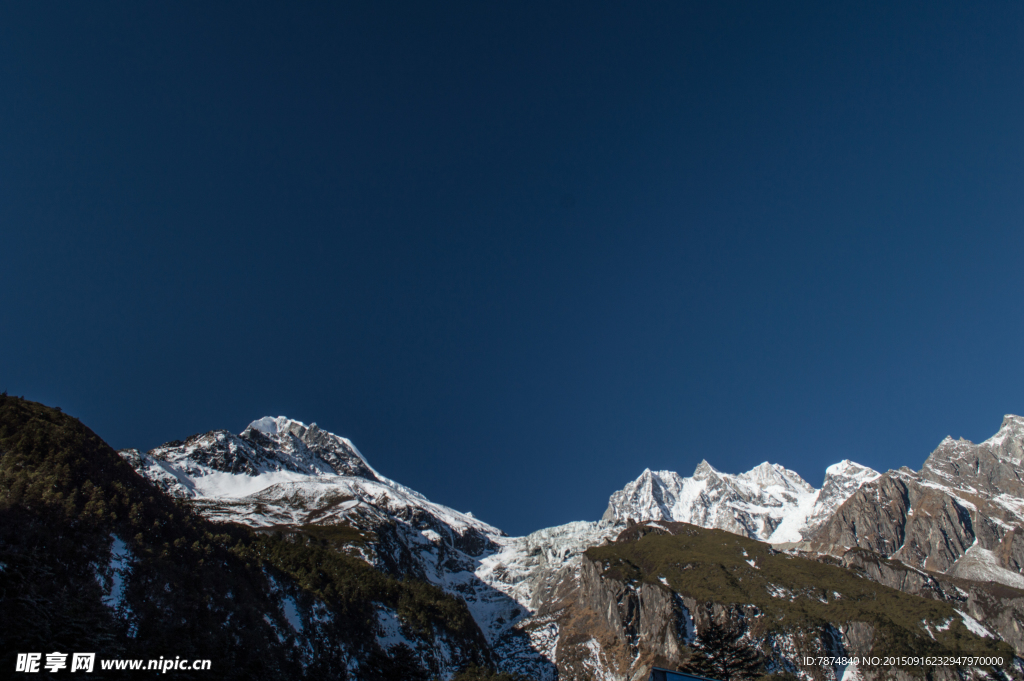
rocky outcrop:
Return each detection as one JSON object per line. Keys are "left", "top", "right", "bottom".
{"left": 822, "top": 471, "right": 980, "bottom": 572}
{"left": 801, "top": 530, "right": 1024, "bottom": 657}
{"left": 922, "top": 416, "right": 1024, "bottom": 499}
{"left": 809, "top": 472, "right": 913, "bottom": 557}
{"left": 565, "top": 550, "right": 985, "bottom": 681}
{"left": 855, "top": 550, "right": 1024, "bottom": 656}
{"left": 578, "top": 555, "right": 690, "bottom": 665}
{"left": 802, "top": 460, "right": 882, "bottom": 537}
{"left": 836, "top": 548, "right": 950, "bottom": 600}
{"left": 809, "top": 416, "right": 1024, "bottom": 590}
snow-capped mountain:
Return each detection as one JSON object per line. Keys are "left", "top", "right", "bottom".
{"left": 119, "top": 416, "right": 381, "bottom": 498}
{"left": 117, "top": 417, "right": 642, "bottom": 678}
{"left": 116, "top": 412, "right": 1024, "bottom": 679}
{"left": 602, "top": 458, "right": 879, "bottom": 543}
{"left": 129, "top": 416, "right": 500, "bottom": 544}
{"left": 118, "top": 416, "right": 632, "bottom": 678}
{"left": 118, "top": 416, "right": 881, "bottom": 654}
{"left": 120, "top": 418, "right": 530, "bottom": 643}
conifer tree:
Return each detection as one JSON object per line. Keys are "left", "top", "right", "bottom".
{"left": 681, "top": 612, "right": 763, "bottom": 681}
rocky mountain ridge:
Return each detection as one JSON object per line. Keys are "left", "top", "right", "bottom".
{"left": 922, "top": 414, "right": 1024, "bottom": 500}
{"left": 114, "top": 412, "right": 1024, "bottom": 679}
{"left": 808, "top": 415, "right": 1024, "bottom": 589}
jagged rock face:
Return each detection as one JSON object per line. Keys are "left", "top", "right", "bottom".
{"left": 836, "top": 549, "right": 951, "bottom": 600}
{"left": 829, "top": 548, "right": 1024, "bottom": 656}
{"left": 603, "top": 459, "right": 878, "bottom": 544}
{"left": 555, "top": 522, "right": 1015, "bottom": 681}
{"left": 922, "top": 415, "right": 1024, "bottom": 499}
{"left": 897, "top": 481, "right": 982, "bottom": 572}
{"left": 810, "top": 470, "right": 1016, "bottom": 573}
{"left": 808, "top": 415, "right": 1024, "bottom": 591}
{"left": 810, "top": 474, "right": 913, "bottom": 558}
{"left": 577, "top": 554, "right": 690, "bottom": 667}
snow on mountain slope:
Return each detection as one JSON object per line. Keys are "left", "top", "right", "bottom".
{"left": 120, "top": 418, "right": 528, "bottom": 639}
{"left": 207, "top": 476, "right": 532, "bottom": 645}
{"left": 479, "top": 520, "right": 620, "bottom": 612}
{"left": 473, "top": 521, "right": 622, "bottom": 680}
{"left": 602, "top": 459, "right": 879, "bottom": 543}
{"left": 121, "top": 417, "right": 605, "bottom": 663}
{"left": 120, "top": 417, "right": 380, "bottom": 499}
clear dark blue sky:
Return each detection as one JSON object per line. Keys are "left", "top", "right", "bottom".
{"left": 2, "top": 3, "right": 1022, "bottom": 536}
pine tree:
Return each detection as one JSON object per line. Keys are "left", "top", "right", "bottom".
{"left": 681, "top": 613, "right": 763, "bottom": 681}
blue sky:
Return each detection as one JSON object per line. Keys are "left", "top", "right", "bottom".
{"left": 2, "top": 2, "right": 1022, "bottom": 535}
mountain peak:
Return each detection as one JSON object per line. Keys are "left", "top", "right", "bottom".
{"left": 693, "top": 459, "right": 719, "bottom": 479}
{"left": 993, "top": 414, "right": 1024, "bottom": 443}
{"left": 125, "top": 416, "right": 381, "bottom": 500}
{"left": 824, "top": 460, "right": 878, "bottom": 479}
{"left": 247, "top": 416, "right": 308, "bottom": 437}
{"left": 827, "top": 459, "right": 856, "bottom": 471}
{"left": 737, "top": 461, "right": 814, "bottom": 494}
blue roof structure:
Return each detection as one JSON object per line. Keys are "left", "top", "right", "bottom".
{"left": 648, "top": 668, "right": 721, "bottom": 681}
